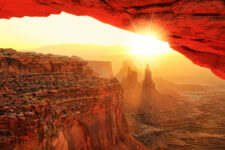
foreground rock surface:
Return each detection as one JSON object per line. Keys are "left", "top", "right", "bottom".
{"left": 0, "top": 49, "right": 149, "bottom": 150}
{"left": 0, "top": 0, "right": 224, "bottom": 79}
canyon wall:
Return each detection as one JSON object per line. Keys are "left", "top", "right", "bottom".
{"left": 0, "top": 0, "right": 224, "bottom": 79}
{"left": 0, "top": 49, "right": 148, "bottom": 150}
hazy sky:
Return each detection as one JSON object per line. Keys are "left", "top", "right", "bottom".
{"left": 0, "top": 12, "right": 224, "bottom": 83}
{"left": 0, "top": 12, "right": 174, "bottom": 56}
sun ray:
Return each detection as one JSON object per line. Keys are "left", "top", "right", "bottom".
{"left": 127, "top": 34, "right": 173, "bottom": 56}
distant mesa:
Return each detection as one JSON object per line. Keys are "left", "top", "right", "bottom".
{"left": 121, "top": 67, "right": 138, "bottom": 89}
{"left": 116, "top": 59, "right": 138, "bottom": 82}
{"left": 87, "top": 60, "right": 113, "bottom": 78}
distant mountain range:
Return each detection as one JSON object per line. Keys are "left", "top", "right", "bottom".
{"left": 21, "top": 43, "right": 225, "bottom": 86}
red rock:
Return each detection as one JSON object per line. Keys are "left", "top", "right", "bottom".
{"left": 0, "top": 49, "right": 149, "bottom": 150}
{"left": 0, "top": 0, "right": 224, "bottom": 79}
{"left": 0, "top": 86, "right": 15, "bottom": 96}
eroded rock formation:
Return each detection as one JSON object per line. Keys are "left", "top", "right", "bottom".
{"left": 142, "top": 65, "right": 155, "bottom": 89}
{"left": 0, "top": 49, "right": 148, "bottom": 150}
{"left": 0, "top": 0, "right": 224, "bottom": 79}
{"left": 119, "top": 61, "right": 193, "bottom": 120}
{"left": 119, "top": 61, "right": 197, "bottom": 149}
{"left": 121, "top": 67, "right": 138, "bottom": 89}
{"left": 116, "top": 59, "right": 138, "bottom": 82}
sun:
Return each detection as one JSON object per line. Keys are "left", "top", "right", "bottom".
{"left": 128, "top": 34, "right": 173, "bottom": 56}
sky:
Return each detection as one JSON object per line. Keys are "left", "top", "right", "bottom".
{"left": 0, "top": 12, "right": 174, "bottom": 56}
{"left": 0, "top": 12, "right": 224, "bottom": 84}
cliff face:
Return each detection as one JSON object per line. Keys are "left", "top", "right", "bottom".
{"left": 0, "top": 49, "right": 91, "bottom": 75}
{"left": 0, "top": 0, "right": 224, "bottom": 79}
{"left": 0, "top": 49, "right": 148, "bottom": 150}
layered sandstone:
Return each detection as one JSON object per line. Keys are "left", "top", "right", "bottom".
{"left": 0, "top": 0, "right": 224, "bottom": 79}
{"left": 0, "top": 49, "right": 148, "bottom": 150}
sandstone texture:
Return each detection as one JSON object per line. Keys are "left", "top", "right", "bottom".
{"left": 0, "top": 0, "right": 224, "bottom": 79}
{"left": 0, "top": 49, "right": 149, "bottom": 150}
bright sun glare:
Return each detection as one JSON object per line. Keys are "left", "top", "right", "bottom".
{"left": 128, "top": 34, "right": 172, "bottom": 56}
{"left": 0, "top": 12, "right": 174, "bottom": 56}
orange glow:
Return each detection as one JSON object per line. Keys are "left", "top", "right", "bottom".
{"left": 0, "top": 12, "right": 174, "bottom": 56}
{"left": 128, "top": 34, "right": 173, "bottom": 56}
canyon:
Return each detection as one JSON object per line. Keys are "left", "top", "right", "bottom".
{"left": 118, "top": 60, "right": 225, "bottom": 150}
{"left": 0, "top": 48, "right": 224, "bottom": 150}
{"left": 0, "top": 49, "right": 148, "bottom": 150}
{"left": 0, "top": 1, "right": 225, "bottom": 149}
{"left": 118, "top": 60, "right": 194, "bottom": 124}
{"left": 0, "top": 0, "right": 224, "bottom": 79}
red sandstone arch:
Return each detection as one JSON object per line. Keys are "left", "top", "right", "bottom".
{"left": 0, "top": 0, "right": 224, "bottom": 79}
